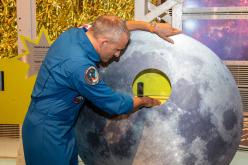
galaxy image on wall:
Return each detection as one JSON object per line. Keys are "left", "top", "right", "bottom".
{"left": 184, "top": 0, "right": 248, "bottom": 7}
{"left": 182, "top": 0, "right": 248, "bottom": 61}
{"left": 183, "top": 19, "right": 248, "bottom": 61}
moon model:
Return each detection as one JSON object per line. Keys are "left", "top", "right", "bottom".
{"left": 75, "top": 31, "right": 243, "bottom": 165}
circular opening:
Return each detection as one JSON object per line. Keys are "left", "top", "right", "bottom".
{"left": 132, "top": 69, "right": 172, "bottom": 104}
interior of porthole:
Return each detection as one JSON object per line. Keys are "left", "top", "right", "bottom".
{"left": 132, "top": 69, "right": 172, "bottom": 104}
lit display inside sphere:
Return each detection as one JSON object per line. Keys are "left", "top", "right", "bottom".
{"left": 75, "top": 31, "right": 243, "bottom": 165}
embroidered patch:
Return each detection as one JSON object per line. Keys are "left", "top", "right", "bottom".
{"left": 84, "top": 66, "right": 99, "bottom": 85}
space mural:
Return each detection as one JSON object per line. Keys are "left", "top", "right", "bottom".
{"left": 183, "top": 0, "right": 248, "bottom": 61}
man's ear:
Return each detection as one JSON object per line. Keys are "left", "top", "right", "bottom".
{"left": 97, "top": 37, "right": 109, "bottom": 48}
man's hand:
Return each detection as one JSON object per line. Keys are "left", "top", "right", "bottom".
{"left": 153, "top": 22, "right": 181, "bottom": 44}
{"left": 110, "top": 96, "right": 161, "bottom": 119}
{"left": 141, "top": 96, "right": 161, "bottom": 107}
{"left": 133, "top": 96, "right": 161, "bottom": 110}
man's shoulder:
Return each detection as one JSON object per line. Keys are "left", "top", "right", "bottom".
{"left": 66, "top": 55, "right": 95, "bottom": 67}
{"left": 61, "top": 57, "right": 97, "bottom": 78}
{"left": 56, "top": 27, "right": 83, "bottom": 41}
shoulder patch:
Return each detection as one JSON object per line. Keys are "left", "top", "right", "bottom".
{"left": 84, "top": 66, "right": 99, "bottom": 85}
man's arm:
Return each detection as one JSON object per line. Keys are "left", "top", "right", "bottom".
{"left": 126, "top": 21, "right": 181, "bottom": 44}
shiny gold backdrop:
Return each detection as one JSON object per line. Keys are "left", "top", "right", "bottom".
{"left": 0, "top": 0, "right": 17, "bottom": 59}
{"left": 0, "top": 0, "right": 135, "bottom": 59}
{"left": 36, "top": 0, "right": 134, "bottom": 41}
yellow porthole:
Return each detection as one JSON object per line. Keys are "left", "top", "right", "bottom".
{"left": 132, "top": 69, "right": 172, "bottom": 104}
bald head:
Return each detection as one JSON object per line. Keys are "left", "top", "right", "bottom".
{"left": 91, "top": 15, "right": 129, "bottom": 42}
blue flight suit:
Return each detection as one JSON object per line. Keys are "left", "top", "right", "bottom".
{"left": 22, "top": 27, "right": 133, "bottom": 165}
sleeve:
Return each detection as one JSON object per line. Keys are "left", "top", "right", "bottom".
{"left": 69, "top": 63, "right": 133, "bottom": 115}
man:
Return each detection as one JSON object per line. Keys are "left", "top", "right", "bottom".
{"left": 22, "top": 15, "right": 180, "bottom": 165}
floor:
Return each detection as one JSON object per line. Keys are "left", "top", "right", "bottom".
{"left": 0, "top": 137, "right": 84, "bottom": 165}
{"left": 0, "top": 137, "right": 19, "bottom": 158}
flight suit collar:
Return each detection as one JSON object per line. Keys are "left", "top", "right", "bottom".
{"left": 79, "top": 28, "right": 101, "bottom": 63}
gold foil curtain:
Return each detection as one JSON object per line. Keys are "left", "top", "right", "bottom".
{"left": 36, "top": 0, "right": 134, "bottom": 43}
{"left": 151, "top": 0, "right": 160, "bottom": 5}
{"left": 0, "top": 0, "right": 134, "bottom": 59}
{"left": 0, "top": 0, "right": 17, "bottom": 59}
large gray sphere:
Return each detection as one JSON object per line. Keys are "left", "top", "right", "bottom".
{"left": 75, "top": 31, "right": 243, "bottom": 165}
